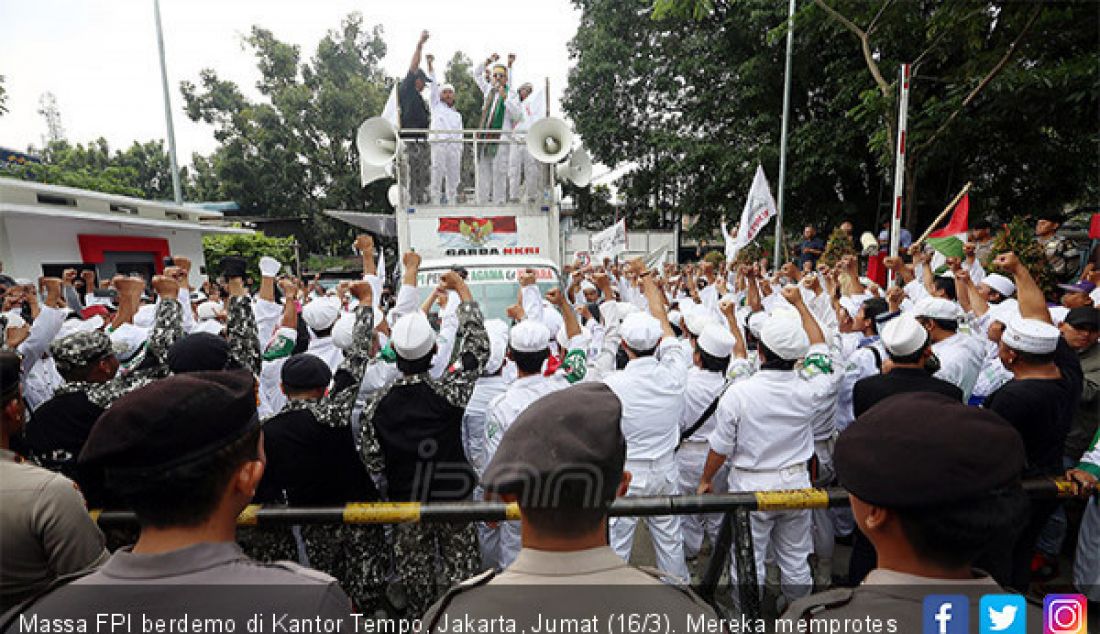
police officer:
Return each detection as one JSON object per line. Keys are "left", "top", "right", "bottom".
{"left": 0, "top": 350, "right": 107, "bottom": 611}
{"left": 781, "top": 393, "right": 1040, "bottom": 630}
{"left": 604, "top": 269, "right": 690, "bottom": 581}
{"left": 423, "top": 383, "right": 715, "bottom": 630}
{"left": 699, "top": 285, "right": 839, "bottom": 607}
{"left": 360, "top": 258, "right": 489, "bottom": 615}
{"left": 9, "top": 370, "right": 352, "bottom": 627}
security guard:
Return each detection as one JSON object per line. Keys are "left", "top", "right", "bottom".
{"left": 0, "top": 350, "right": 107, "bottom": 611}
{"left": 699, "top": 286, "right": 839, "bottom": 607}
{"left": 9, "top": 370, "right": 352, "bottom": 627}
{"left": 604, "top": 272, "right": 690, "bottom": 581}
{"left": 423, "top": 383, "right": 715, "bottom": 630}
{"left": 781, "top": 392, "right": 1040, "bottom": 631}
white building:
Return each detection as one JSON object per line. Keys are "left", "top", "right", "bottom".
{"left": 0, "top": 179, "right": 250, "bottom": 284}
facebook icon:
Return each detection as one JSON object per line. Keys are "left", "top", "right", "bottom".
{"left": 923, "top": 595, "right": 969, "bottom": 634}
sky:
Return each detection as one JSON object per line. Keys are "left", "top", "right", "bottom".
{"left": 0, "top": 0, "right": 584, "bottom": 169}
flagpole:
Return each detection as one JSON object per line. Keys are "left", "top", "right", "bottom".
{"left": 888, "top": 63, "right": 910, "bottom": 285}
{"left": 914, "top": 182, "right": 972, "bottom": 246}
{"left": 773, "top": 0, "right": 796, "bottom": 271}
{"left": 153, "top": 0, "right": 183, "bottom": 204}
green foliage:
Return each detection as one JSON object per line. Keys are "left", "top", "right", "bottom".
{"left": 702, "top": 249, "right": 725, "bottom": 267}
{"left": 202, "top": 233, "right": 295, "bottom": 282}
{"left": 0, "top": 138, "right": 182, "bottom": 199}
{"left": 985, "top": 215, "right": 1055, "bottom": 299}
{"left": 180, "top": 12, "right": 391, "bottom": 254}
{"left": 305, "top": 254, "right": 351, "bottom": 273}
{"left": 820, "top": 226, "right": 855, "bottom": 267}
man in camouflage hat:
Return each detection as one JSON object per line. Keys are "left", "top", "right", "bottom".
{"left": 21, "top": 275, "right": 184, "bottom": 507}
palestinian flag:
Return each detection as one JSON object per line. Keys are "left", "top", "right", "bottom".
{"left": 926, "top": 193, "right": 969, "bottom": 262}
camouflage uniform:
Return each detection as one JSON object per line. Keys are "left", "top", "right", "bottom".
{"left": 1039, "top": 234, "right": 1082, "bottom": 284}
{"left": 243, "top": 305, "right": 389, "bottom": 610}
{"left": 225, "top": 295, "right": 262, "bottom": 376}
{"left": 358, "top": 301, "right": 489, "bottom": 616}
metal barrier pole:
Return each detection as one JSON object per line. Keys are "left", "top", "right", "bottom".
{"left": 697, "top": 513, "right": 732, "bottom": 603}
{"left": 733, "top": 507, "right": 760, "bottom": 621}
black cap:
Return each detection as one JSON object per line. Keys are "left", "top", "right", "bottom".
{"left": 280, "top": 354, "right": 332, "bottom": 390}
{"left": 1065, "top": 306, "right": 1100, "bottom": 331}
{"left": 482, "top": 383, "right": 625, "bottom": 507}
{"left": 79, "top": 370, "right": 258, "bottom": 471}
{"left": 836, "top": 392, "right": 1024, "bottom": 508}
{"left": 221, "top": 256, "right": 247, "bottom": 279}
{"left": 168, "top": 333, "right": 231, "bottom": 374}
{"left": 1037, "top": 210, "right": 1066, "bottom": 224}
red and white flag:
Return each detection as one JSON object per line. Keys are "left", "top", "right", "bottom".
{"left": 438, "top": 216, "right": 518, "bottom": 249}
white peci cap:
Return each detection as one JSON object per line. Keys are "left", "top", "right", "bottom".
{"left": 580, "top": 280, "right": 598, "bottom": 294}
{"left": 697, "top": 323, "right": 735, "bottom": 358}
{"left": 391, "top": 311, "right": 437, "bottom": 360}
{"left": 620, "top": 312, "right": 663, "bottom": 350}
{"left": 302, "top": 298, "right": 342, "bottom": 331}
{"left": 509, "top": 319, "right": 551, "bottom": 353}
{"left": 759, "top": 314, "right": 809, "bottom": 360}
{"left": 331, "top": 311, "right": 357, "bottom": 351}
{"left": 880, "top": 314, "right": 928, "bottom": 357}
{"left": 982, "top": 273, "right": 1016, "bottom": 298}
{"left": 684, "top": 311, "right": 715, "bottom": 338}
{"left": 197, "top": 301, "right": 223, "bottom": 322}
{"left": 484, "top": 319, "right": 510, "bottom": 374}
{"left": 913, "top": 297, "right": 960, "bottom": 322}
{"left": 1002, "top": 316, "right": 1060, "bottom": 354}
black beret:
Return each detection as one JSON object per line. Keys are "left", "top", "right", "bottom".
{"left": 79, "top": 370, "right": 258, "bottom": 471}
{"left": 168, "top": 333, "right": 230, "bottom": 374}
{"left": 836, "top": 392, "right": 1024, "bottom": 508}
{"left": 1065, "top": 306, "right": 1100, "bottom": 331}
{"left": 482, "top": 383, "right": 625, "bottom": 507}
{"left": 280, "top": 354, "right": 332, "bottom": 390}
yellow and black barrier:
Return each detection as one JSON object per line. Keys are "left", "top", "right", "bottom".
{"left": 89, "top": 477, "right": 1077, "bottom": 527}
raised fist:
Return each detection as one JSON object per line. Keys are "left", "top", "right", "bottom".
{"left": 545, "top": 288, "right": 565, "bottom": 306}
{"left": 993, "top": 252, "right": 1021, "bottom": 272}
{"left": 883, "top": 256, "right": 903, "bottom": 270}
{"left": 114, "top": 277, "right": 145, "bottom": 297}
{"left": 172, "top": 255, "right": 192, "bottom": 272}
{"left": 151, "top": 275, "right": 179, "bottom": 298}
{"left": 62, "top": 268, "right": 77, "bottom": 283}
{"left": 441, "top": 270, "right": 465, "bottom": 291}
{"left": 350, "top": 280, "right": 373, "bottom": 304}
{"left": 781, "top": 284, "right": 803, "bottom": 306}
{"left": 419, "top": 30, "right": 430, "bottom": 44}
{"left": 402, "top": 251, "right": 421, "bottom": 271}
{"left": 505, "top": 303, "right": 525, "bottom": 321}
{"left": 354, "top": 234, "right": 374, "bottom": 254}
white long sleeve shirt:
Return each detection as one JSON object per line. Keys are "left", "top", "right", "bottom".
{"left": 603, "top": 337, "right": 690, "bottom": 460}
{"left": 429, "top": 69, "right": 463, "bottom": 142}
{"left": 484, "top": 372, "right": 572, "bottom": 464}
{"left": 679, "top": 367, "right": 728, "bottom": 443}
{"left": 931, "top": 332, "right": 985, "bottom": 402}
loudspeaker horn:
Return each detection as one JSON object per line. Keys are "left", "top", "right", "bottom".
{"left": 360, "top": 163, "right": 389, "bottom": 187}
{"left": 356, "top": 117, "right": 400, "bottom": 167}
{"left": 555, "top": 147, "right": 593, "bottom": 187}
{"left": 527, "top": 117, "right": 573, "bottom": 164}
{"left": 387, "top": 184, "right": 400, "bottom": 208}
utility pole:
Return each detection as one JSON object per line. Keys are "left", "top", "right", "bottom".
{"left": 773, "top": 0, "right": 796, "bottom": 268}
{"left": 154, "top": 0, "right": 183, "bottom": 204}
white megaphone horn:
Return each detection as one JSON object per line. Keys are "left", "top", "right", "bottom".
{"left": 360, "top": 163, "right": 389, "bottom": 187}
{"left": 387, "top": 184, "right": 400, "bottom": 208}
{"left": 527, "top": 117, "right": 573, "bottom": 164}
{"left": 356, "top": 117, "right": 401, "bottom": 168}
{"left": 556, "top": 147, "right": 593, "bottom": 187}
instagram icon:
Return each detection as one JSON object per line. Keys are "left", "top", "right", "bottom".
{"left": 1044, "top": 594, "right": 1087, "bottom": 634}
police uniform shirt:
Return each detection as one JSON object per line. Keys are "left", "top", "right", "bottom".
{"left": 16, "top": 542, "right": 352, "bottom": 629}
{"left": 422, "top": 546, "right": 716, "bottom": 633}
{"left": 255, "top": 403, "right": 380, "bottom": 506}
{"left": 708, "top": 343, "right": 839, "bottom": 472}
{"left": 0, "top": 449, "right": 107, "bottom": 611}
{"left": 852, "top": 368, "right": 964, "bottom": 418}
{"left": 930, "top": 332, "right": 986, "bottom": 401}
{"left": 781, "top": 568, "right": 1040, "bottom": 631}
{"left": 602, "top": 338, "right": 690, "bottom": 460}
{"left": 679, "top": 366, "right": 727, "bottom": 443}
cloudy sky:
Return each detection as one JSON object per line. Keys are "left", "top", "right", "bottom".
{"left": 0, "top": 0, "right": 583, "bottom": 167}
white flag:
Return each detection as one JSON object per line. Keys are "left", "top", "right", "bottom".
{"left": 728, "top": 164, "right": 778, "bottom": 260}
{"left": 591, "top": 219, "right": 627, "bottom": 260}
{"left": 381, "top": 84, "right": 399, "bottom": 127}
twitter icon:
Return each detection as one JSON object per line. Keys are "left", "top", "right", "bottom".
{"left": 980, "top": 594, "right": 1026, "bottom": 634}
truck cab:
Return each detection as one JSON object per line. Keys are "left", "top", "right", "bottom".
{"left": 416, "top": 255, "right": 563, "bottom": 322}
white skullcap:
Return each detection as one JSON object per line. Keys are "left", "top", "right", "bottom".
{"left": 392, "top": 311, "right": 437, "bottom": 360}
{"left": 510, "top": 319, "right": 551, "bottom": 353}
{"left": 197, "top": 301, "right": 223, "bottom": 322}
{"left": 441, "top": 83, "right": 455, "bottom": 93}
{"left": 134, "top": 304, "right": 157, "bottom": 329}
{"left": 56, "top": 315, "right": 103, "bottom": 341}
{"left": 580, "top": 280, "right": 598, "bottom": 294}
{"left": 667, "top": 310, "right": 682, "bottom": 330}
{"left": 684, "top": 312, "right": 715, "bottom": 338}
{"left": 759, "top": 314, "right": 810, "bottom": 360}
{"left": 109, "top": 323, "right": 147, "bottom": 362}
{"left": 987, "top": 298, "right": 1020, "bottom": 326}
{"left": 747, "top": 312, "right": 768, "bottom": 338}
{"left": 698, "top": 323, "right": 735, "bottom": 358}
{"left": 620, "top": 312, "right": 663, "bottom": 350}
{"left": 190, "top": 320, "right": 224, "bottom": 336}
{"left": 839, "top": 297, "right": 862, "bottom": 320}
{"left": 484, "top": 319, "right": 510, "bottom": 374}
{"left": 914, "top": 297, "right": 960, "bottom": 322}
{"left": 302, "top": 298, "right": 342, "bottom": 331}
{"left": 4, "top": 313, "right": 26, "bottom": 329}
{"left": 332, "top": 311, "right": 356, "bottom": 351}
{"left": 880, "top": 314, "right": 928, "bottom": 357}
{"left": 1002, "top": 316, "right": 1060, "bottom": 354}
{"left": 982, "top": 273, "right": 1016, "bottom": 298}
{"left": 259, "top": 256, "right": 282, "bottom": 278}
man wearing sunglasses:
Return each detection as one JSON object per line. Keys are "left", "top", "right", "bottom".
{"left": 474, "top": 53, "right": 515, "bottom": 204}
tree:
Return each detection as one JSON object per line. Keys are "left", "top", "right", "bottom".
{"left": 37, "top": 92, "right": 65, "bottom": 146}
{"left": 202, "top": 233, "right": 296, "bottom": 282}
{"left": 180, "top": 13, "right": 392, "bottom": 254}
{"left": 0, "top": 75, "right": 8, "bottom": 117}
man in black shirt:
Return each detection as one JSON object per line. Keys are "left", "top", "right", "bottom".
{"left": 399, "top": 30, "right": 432, "bottom": 204}
{"left": 980, "top": 252, "right": 1083, "bottom": 591}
